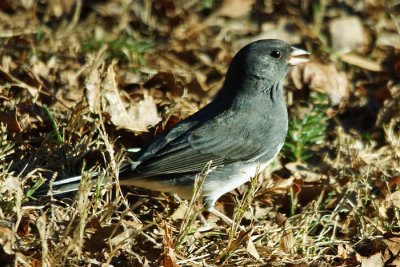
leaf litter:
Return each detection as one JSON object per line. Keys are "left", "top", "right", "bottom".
{"left": 0, "top": 0, "right": 400, "bottom": 266}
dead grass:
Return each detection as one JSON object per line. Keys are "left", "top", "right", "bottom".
{"left": 1, "top": 0, "right": 400, "bottom": 266}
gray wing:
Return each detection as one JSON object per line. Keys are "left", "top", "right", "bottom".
{"left": 124, "top": 112, "right": 267, "bottom": 179}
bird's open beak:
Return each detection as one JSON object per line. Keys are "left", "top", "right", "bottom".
{"left": 289, "top": 47, "right": 310, "bottom": 65}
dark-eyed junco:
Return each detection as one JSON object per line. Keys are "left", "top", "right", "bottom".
{"left": 37, "top": 39, "right": 310, "bottom": 223}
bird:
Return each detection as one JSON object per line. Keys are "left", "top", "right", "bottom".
{"left": 36, "top": 39, "right": 310, "bottom": 223}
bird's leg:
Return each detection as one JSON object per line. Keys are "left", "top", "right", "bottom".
{"left": 204, "top": 197, "right": 236, "bottom": 226}
{"left": 197, "top": 207, "right": 241, "bottom": 231}
{"left": 196, "top": 210, "right": 213, "bottom": 232}
{"left": 193, "top": 200, "right": 231, "bottom": 231}
{"left": 207, "top": 206, "right": 234, "bottom": 225}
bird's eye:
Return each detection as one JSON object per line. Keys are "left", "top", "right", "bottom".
{"left": 270, "top": 50, "right": 281, "bottom": 58}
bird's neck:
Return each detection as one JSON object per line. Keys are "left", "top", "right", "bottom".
{"left": 219, "top": 76, "right": 286, "bottom": 111}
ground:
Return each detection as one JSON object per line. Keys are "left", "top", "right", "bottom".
{"left": 0, "top": 0, "right": 400, "bottom": 266}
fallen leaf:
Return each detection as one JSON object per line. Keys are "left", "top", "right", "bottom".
{"left": 217, "top": 0, "right": 253, "bottom": 18}
{"left": 246, "top": 237, "right": 260, "bottom": 260}
{"left": 361, "top": 253, "right": 384, "bottom": 267}
{"left": 384, "top": 232, "right": 400, "bottom": 255}
{"left": 0, "top": 110, "right": 21, "bottom": 133}
{"left": 279, "top": 220, "right": 295, "bottom": 253}
{"left": 285, "top": 162, "right": 321, "bottom": 182}
{"left": 170, "top": 203, "right": 188, "bottom": 221}
{"left": 235, "top": 19, "right": 302, "bottom": 51}
{"left": 260, "top": 19, "right": 301, "bottom": 44}
{"left": 85, "top": 48, "right": 107, "bottom": 113}
{"left": 340, "top": 53, "right": 383, "bottom": 72}
{"left": 31, "top": 56, "right": 50, "bottom": 78}
{"left": 102, "top": 64, "right": 160, "bottom": 133}
{"left": 389, "top": 257, "right": 400, "bottom": 266}
{"left": 377, "top": 32, "right": 400, "bottom": 49}
{"left": 144, "top": 71, "right": 185, "bottom": 97}
{"left": 388, "top": 176, "right": 400, "bottom": 187}
{"left": 0, "top": 177, "right": 21, "bottom": 194}
{"left": 0, "top": 66, "right": 38, "bottom": 97}
{"left": 20, "top": 0, "right": 35, "bottom": 9}
{"left": 162, "top": 247, "right": 177, "bottom": 267}
{"left": 85, "top": 65, "right": 102, "bottom": 113}
{"left": 291, "top": 62, "right": 349, "bottom": 107}
{"left": 0, "top": 226, "right": 13, "bottom": 255}
{"left": 329, "top": 16, "right": 367, "bottom": 52}
{"left": 391, "top": 191, "right": 400, "bottom": 208}
{"left": 337, "top": 243, "right": 352, "bottom": 260}
{"left": 109, "top": 228, "right": 135, "bottom": 247}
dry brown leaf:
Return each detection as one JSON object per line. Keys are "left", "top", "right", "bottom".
{"left": 170, "top": 203, "right": 188, "bottom": 221}
{"left": 340, "top": 53, "right": 383, "bottom": 72}
{"left": 246, "top": 237, "right": 260, "bottom": 260}
{"left": 0, "top": 66, "right": 38, "bottom": 97}
{"left": 162, "top": 247, "right": 177, "bottom": 267}
{"left": 235, "top": 19, "right": 302, "bottom": 52}
{"left": 31, "top": 57, "right": 50, "bottom": 78}
{"left": 144, "top": 71, "right": 185, "bottom": 97}
{"left": 217, "top": 0, "right": 253, "bottom": 18}
{"left": 20, "top": 0, "right": 35, "bottom": 9}
{"left": 285, "top": 162, "right": 321, "bottom": 182}
{"left": 0, "top": 110, "right": 21, "bottom": 133}
{"left": 377, "top": 32, "right": 400, "bottom": 49}
{"left": 279, "top": 220, "right": 295, "bottom": 253}
{"left": 384, "top": 233, "right": 400, "bottom": 255}
{"left": 337, "top": 243, "right": 353, "bottom": 260}
{"left": 86, "top": 65, "right": 102, "bottom": 113}
{"left": 390, "top": 257, "right": 400, "bottom": 266}
{"left": 102, "top": 64, "right": 160, "bottom": 133}
{"left": 391, "top": 191, "right": 400, "bottom": 208}
{"left": 291, "top": 62, "right": 349, "bottom": 107}
{"left": 109, "top": 228, "right": 135, "bottom": 247}
{"left": 49, "top": 0, "right": 77, "bottom": 17}
{"left": 85, "top": 48, "right": 107, "bottom": 113}
{"left": 329, "top": 16, "right": 367, "bottom": 52}
{"left": 1, "top": 177, "right": 21, "bottom": 194}
{"left": 361, "top": 253, "right": 384, "bottom": 267}
{"left": 0, "top": 226, "right": 13, "bottom": 255}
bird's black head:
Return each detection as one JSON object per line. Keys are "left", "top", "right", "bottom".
{"left": 227, "top": 39, "right": 309, "bottom": 83}
{"left": 220, "top": 39, "right": 309, "bottom": 93}
{"left": 237, "top": 39, "right": 292, "bottom": 80}
{"left": 215, "top": 39, "right": 309, "bottom": 107}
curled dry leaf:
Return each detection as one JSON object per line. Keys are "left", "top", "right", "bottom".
{"left": 291, "top": 62, "right": 349, "bottom": 108}
{"left": 102, "top": 64, "right": 160, "bottom": 133}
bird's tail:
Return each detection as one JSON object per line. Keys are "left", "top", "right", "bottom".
{"left": 32, "top": 172, "right": 101, "bottom": 197}
{"left": 31, "top": 161, "right": 137, "bottom": 198}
